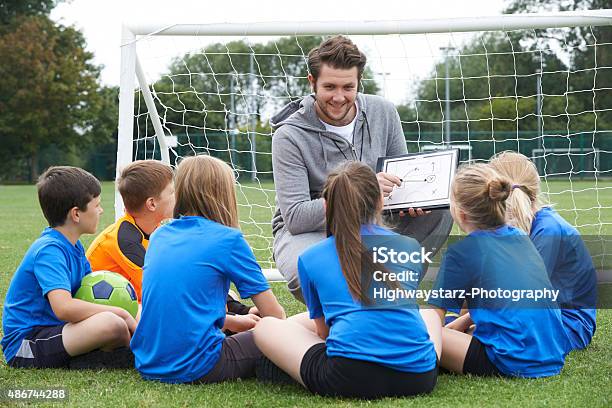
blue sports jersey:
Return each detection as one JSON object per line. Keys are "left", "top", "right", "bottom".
{"left": 299, "top": 224, "right": 437, "bottom": 373}
{"left": 429, "top": 225, "right": 569, "bottom": 378}
{"left": 131, "top": 216, "right": 270, "bottom": 383}
{"left": 530, "top": 207, "right": 597, "bottom": 350}
{"left": 1, "top": 228, "right": 91, "bottom": 363}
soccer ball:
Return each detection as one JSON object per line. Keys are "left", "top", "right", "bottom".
{"left": 75, "top": 271, "right": 138, "bottom": 318}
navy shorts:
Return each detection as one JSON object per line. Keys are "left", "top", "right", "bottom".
{"left": 300, "top": 343, "right": 438, "bottom": 399}
{"left": 8, "top": 325, "right": 71, "bottom": 368}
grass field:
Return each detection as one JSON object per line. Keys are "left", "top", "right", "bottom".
{"left": 0, "top": 181, "right": 611, "bottom": 407}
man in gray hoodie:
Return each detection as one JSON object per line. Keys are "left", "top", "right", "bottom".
{"left": 271, "top": 36, "right": 453, "bottom": 302}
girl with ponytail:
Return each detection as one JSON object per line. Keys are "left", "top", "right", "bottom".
{"left": 490, "top": 151, "right": 596, "bottom": 351}
{"left": 428, "top": 163, "right": 570, "bottom": 378}
{"left": 254, "top": 162, "right": 441, "bottom": 399}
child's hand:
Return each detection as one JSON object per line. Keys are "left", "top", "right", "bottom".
{"left": 248, "top": 306, "right": 260, "bottom": 316}
{"left": 112, "top": 307, "right": 137, "bottom": 335}
{"left": 445, "top": 312, "right": 472, "bottom": 333}
{"left": 224, "top": 314, "right": 261, "bottom": 333}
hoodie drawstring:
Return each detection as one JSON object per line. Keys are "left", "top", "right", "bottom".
{"left": 319, "top": 132, "right": 331, "bottom": 165}
{"left": 357, "top": 111, "right": 372, "bottom": 162}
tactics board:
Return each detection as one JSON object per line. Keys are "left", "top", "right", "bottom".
{"left": 377, "top": 149, "right": 458, "bottom": 210}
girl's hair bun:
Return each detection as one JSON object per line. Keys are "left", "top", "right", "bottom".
{"left": 487, "top": 178, "right": 512, "bottom": 202}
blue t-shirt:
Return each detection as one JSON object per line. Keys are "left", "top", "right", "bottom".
{"left": 530, "top": 207, "right": 597, "bottom": 350}
{"left": 299, "top": 224, "right": 437, "bottom": 373}
{"left": 429, "top": 225, "right": 569, "bottom": 378}
{"left": 131, "top": 216, "right": 270, "bottom": 383}
{"left": 1, "top": 228, "right": 91, "bottom": 363}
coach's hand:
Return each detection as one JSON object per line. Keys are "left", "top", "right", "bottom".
{"left": 399, "top": 208, "right": 431, "bottom": 217}
{"left": 376, "top": 172, "right": 401, "bottom": 197}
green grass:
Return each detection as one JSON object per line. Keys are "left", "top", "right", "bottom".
{"left": 0, "top": 181, "right": 611, "bottom": 407}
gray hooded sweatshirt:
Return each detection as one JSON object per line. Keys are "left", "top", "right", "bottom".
{"left": 270, "top": 93, "right": 407, "bottom": 236}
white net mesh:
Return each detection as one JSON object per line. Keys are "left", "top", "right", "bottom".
{"left": 128, "top": 24, "right": 612, "bottom": 269}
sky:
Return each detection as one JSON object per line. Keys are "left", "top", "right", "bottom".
{"left": 51, "top": 0, "right": 508, "bottom": 104}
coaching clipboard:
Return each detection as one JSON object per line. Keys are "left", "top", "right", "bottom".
{"left": 376, "top": 149, "right": 459, "bottom": 211}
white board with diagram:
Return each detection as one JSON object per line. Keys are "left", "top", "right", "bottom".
{"left": 378, "top": 149, "right": 458, "bottom": 211}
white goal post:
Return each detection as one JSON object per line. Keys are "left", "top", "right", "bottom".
{"left": 118, "top": 10, "right": 612, "bottom": 279}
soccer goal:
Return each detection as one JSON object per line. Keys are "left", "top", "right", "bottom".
{"left": 118, "top": 10, "right": 612, "bottom": 276}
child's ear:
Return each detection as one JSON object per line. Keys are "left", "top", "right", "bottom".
{"left": 145, "top": 197, "right": 156, "bottom": 212}
{"left": 68, "top": 206, "right": 80, "bottom": 224}
{"left": 458, "top": 208, "right": 469, "bottom": 225}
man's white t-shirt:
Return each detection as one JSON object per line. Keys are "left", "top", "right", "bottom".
{"left": 319, "top": 102, "right": 358, "bottom": 144}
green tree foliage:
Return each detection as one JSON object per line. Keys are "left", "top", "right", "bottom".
{"left": 0, "top": 0, "right": 60, "bottom": 26}
{"left": 0, "top": 16, "right": 102, "bottom": 181}
{"left": 400, "top": 33, "right": 567, "bottom": 133}
{"left": 397, "top": 0, "right": 611, "bottom": 160}
{"left": 504, "top": 0, "right": 612, "bottom": 130}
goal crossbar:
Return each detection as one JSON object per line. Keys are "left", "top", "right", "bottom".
{"left": 124, "top": 10, "right": 612, "bottom": 37}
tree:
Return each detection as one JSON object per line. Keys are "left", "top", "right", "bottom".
{"left": 0, "top": 0, "right": 60, "bottom": 26}
{"left": 0, "top": 16, "right": 102, "bottom": 181}
{"left": 504, "top": 0, "right": 612, "bottom": 129}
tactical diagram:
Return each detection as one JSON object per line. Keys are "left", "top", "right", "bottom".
{"left": 380, "top": 149, "right": 458, "bottom": 210}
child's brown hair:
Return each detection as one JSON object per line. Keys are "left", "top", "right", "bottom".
{"left": 37, "top": 166, "right": 101, "bottom": 227}
{"left": 118, "top": 160, "right": 174, "bottom": 213}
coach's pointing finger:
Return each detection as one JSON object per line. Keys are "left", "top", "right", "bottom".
{"left": 376, "top": 172, "right": 402, "bottom": 197}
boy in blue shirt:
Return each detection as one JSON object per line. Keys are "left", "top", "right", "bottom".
{"left": 2, "top": 167, "right": 137, "bottom": 368}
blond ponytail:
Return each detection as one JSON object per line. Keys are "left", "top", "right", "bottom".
{"left": 489, "top": 151, "right": 543, "bottom": 233}
{"left": 452, "top": 164, "right": 511, "bottom": 230}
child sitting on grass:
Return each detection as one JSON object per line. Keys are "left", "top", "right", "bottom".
{"left": 1, "top": 167, "right": 136, "bottom": 368}
{"left": 429, "top": 163, "right": 569, "bottom": 377}
{"left": 490, "top": 151, "right": 597, "bottom": 351}
{"left": 86, "top": 159, "right": 257, "bottom": 321}
{"left": 253, "top": 162, "right": 441, "bottom": 399}
{"left": 131, "top": 155, "right": 285, "bottom": 384}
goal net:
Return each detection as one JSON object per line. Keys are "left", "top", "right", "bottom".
{"left": 118, "top": 11, "right": 612, "bottom": 274}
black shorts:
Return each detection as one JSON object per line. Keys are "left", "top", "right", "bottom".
{"left": 462, "top": 337, "right": 502, "bottom": 377}
{"left": 300, "top": 343, "right": 438, "bottom": 399}
{"left": 8, "top": 325, "right": 71, "bottom": 368}
{"left": 195, "top": 331, "right": 263, "bottom": 384}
